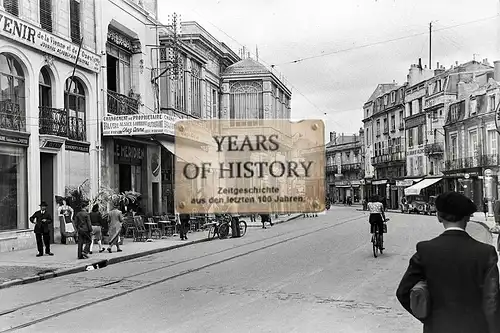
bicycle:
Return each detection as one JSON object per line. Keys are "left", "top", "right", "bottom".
{"left": 372, "top": 218, "right": 389, "bottom": 258}
{"left": 206, "top": 214, "right": 247, "bottom": 240}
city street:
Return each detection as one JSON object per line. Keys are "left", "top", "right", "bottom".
{"left": 0, "top": 207, "right": 491, "bottom": 333}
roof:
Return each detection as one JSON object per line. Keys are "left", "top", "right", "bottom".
{"left": 365, "top": 83, "right": 399, "bottom": 104}
{"left": 223, "top": 58, "right": 271, "bottom": 76}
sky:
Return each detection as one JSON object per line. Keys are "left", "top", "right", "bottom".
{"left": 157, "top": 0, "right": 500, "bottom": 142}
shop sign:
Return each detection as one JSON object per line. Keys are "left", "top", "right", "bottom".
{"left": 335, "top": 180, "right": 350, "bottom": 186}
{"left": 102, "top": 114, "right": 176, "bottom": 136}
{"left": 0, "top": 133, "right": 28, "bottom": 146}
{"left": 174, "top": 119, "right": 325, "bottom": 214}
{"left": 407, "top": 148, "right": 424, "bottom": 156}
{"left": 41, "top": 140, "right": 63, "bottom": 149}
{"left": 405, "top": 114, "right": 426, "bottom": 129}
{"left": 372, "top": 180, "right": 388, "bottom": 185}
{"left": 65, "top": 141, "right": 90, "bottom": 153}
{"left": 396, "top": 179, "right": 413, "bottom": 187}
{"left": 114, "top": 141, "right": 144, "bottom": 165}
{"left": 0, "top": 10, "right": 100, "bottom": 72}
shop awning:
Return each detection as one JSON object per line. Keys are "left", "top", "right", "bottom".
{"left": 404, "top": 178, "right": 443, "bottom": 196}
{"left": 372, "top": 180, "right": 388, "bottom": 185}
{"left": 157, "top": 139, "right": 203, "bottom": 163}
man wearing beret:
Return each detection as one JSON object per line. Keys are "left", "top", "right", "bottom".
{"left": 396, "top": 192, "right": 499, "bottom": 333}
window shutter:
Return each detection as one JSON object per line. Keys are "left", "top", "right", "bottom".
{"left": 70, "top": 0, "right": 81, "bottom": 44}
{"left": 40, "top": 0, "right": 53, "bottom": 32}
{"left": 4, "top": 0, "right": 19, "bottom": 16}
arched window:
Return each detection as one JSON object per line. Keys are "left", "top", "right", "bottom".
{"left": 64, "top": 77, "right": 86, "bottom": 141}
{"left": 39, "top": 67, "right": 51, "bottom": 107}
{"left": 229, "top": 81, "right": 263, "bottom": 119}
{"left": 0, "top": 53, "right": 25, "bottom": 131}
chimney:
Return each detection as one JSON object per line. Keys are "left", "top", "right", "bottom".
{"left": 437, "top": 61, "right": 439, "bottom": 69}
{"left": 418, "top": 58, "right": 422, "bottom": 69}
{"left": 494, "top": 61, "right": 500, "bottom": 81}
{"left": 329, "top": 131, "right": 335, "bottom": 142}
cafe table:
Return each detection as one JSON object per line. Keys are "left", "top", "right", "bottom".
{"left": 143, "top": 221, "right": 157, "bottom": 242}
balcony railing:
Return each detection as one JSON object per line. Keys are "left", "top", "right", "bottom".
{"left": 371, "top": 151, "right": 406, "bottom": 165}
{"left": 39, "top": 106, "right": 86, "bottom": 141}
{"left": 424, "top": 142, "right": 444, "bottom": 156}
{"left": 0, "top": 100, "right": 25, "bottom": 131}
{"left": 445, "top": 154, "right": 500, "bottom": 171}
{"left": 107, "top": 90, "right": 140, "bottom": 115}
{"left": 341, "top": 163, "right": 361, "bottom": 172}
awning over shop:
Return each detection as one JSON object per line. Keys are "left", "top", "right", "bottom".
{"left": 157, "top": 139, "right": 203, "bottom": 163}
{"left": 404, "top": 178, "right": 442, "bottom": 196}
{"left": 372, "top": 180, "right": 388, "bottom": 185}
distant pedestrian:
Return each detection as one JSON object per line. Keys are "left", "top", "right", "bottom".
{"left": 396, "top": 192, "right": 499, "bottom": 333}
{"left": 107, "top": 204, "right": 124, "bottom": 253}
{"left": 75, "top": 205, "right": 92, "bottom": 259}
{"left": 89, "top": 204, "right": 105, "bottom": 253}
{"left": 483, "top": 197, "right": 488, "bottom": 220}
{"left": 179, "top": 213, "right": 190, "bottom": 240}
{"left": 29, "top": 201, "right": 54, "bottom": 257}
{"left": 260, "top": 213, "right": 273, "bottom": 228}
{"left": 494, "top": 199, "right": 500, "bottom": 227}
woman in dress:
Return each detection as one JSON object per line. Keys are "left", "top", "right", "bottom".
{"left": 58, "top": 199, "right": 75, "bottom": 243}
{"left": 107, "top": 204, "right": 124, "bottom": 253}
{"left": 89, "top": 204, "right": 105, "bottom": 253}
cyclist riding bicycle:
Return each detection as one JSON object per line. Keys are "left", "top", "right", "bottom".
{"left": 367, "top": 195, "right": 386, "bottom": 250}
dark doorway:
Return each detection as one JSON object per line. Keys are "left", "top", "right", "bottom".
{"left": 119, "top": 164, "right": 131, "bottom": 192}
{"left": 152, "top": 182, "right": 159, "bottom": 215}
{"left": 40, "top": 153, "right": 55, "bottom": 243}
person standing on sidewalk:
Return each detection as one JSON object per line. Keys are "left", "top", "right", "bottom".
{"left": 75, "top": 205, "right": 92, "bottom": 259}
{"left": 30, "top": 201, "right": 54, "bottom": 257}
{"left": 493, "top": 198, "right": 500, "bottom": 227}
{"left": 179, "top": 213, "right": 190, "bottom": 240}
{"left": 396, "top": 192, "right": 500, "bottom": 333}
{"left": 107, "top": 204, "right": 124, "bottom": 253}
{"left": 89, "top": 204, "right": 105, "bottom": 253}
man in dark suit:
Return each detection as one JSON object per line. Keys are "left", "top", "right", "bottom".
{"left": 179, "top": 213, "right": 190, "bottom": 240}
{"left": 396, "top": 192, "right": 499, "bottom": 333}
{"left": 75, "top": 205, "right": 92, "bottom": 259}
{"left": 30, "top": 201, "right": 54, "bottom": 257}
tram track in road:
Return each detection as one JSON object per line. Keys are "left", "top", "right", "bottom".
{"left": 0, "top": 214, "right": 365, "bottom": 332}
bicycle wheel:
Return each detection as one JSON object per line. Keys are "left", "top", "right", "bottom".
{"left": 372, "top": 233, "right": 378, "bottom": 258}
{"left": 239, "top": 220, "right": 247, "bottom": 237}
{"left": 218, "top": 223, "right": 230, "bottom": 239}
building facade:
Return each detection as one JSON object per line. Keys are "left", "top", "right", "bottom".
{"left": 0, "top": 0, "right": 100, "bottom": 251}
{"left": 363, "top": 84, "right": 406, "bottom": 209}
{"left": 443, "top": 63, "right": 500, "bottom": 208}
{"left": 325, "top": 131, "right": 364, "bottom": 203}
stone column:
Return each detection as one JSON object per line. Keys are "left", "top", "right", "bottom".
{"left": 220, "top": 81, "right": 230, "bottom": 120}
{"left": 263, "top": 81, "right": 272, "bottom": 119}
{"left": 200, "top": 65, "right": 207, "bottom": 119}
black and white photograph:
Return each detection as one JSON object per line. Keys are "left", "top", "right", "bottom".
{"left": 1, "top": 0, "right": 500, "bottom": 332}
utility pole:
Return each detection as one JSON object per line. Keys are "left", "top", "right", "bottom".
{"left": 429, "top": 21, "right": 432, "bottom": 69}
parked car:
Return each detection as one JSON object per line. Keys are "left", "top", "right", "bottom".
{"left": 403, "top": 195, "right": 427, "bottom": 214}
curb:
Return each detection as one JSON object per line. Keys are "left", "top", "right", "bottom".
{"left": 0, "top": 215, "right": 305, "bottom": 290}
{"left": 247, "top": 214, "right": 304, "bottom": 228}
{"left": 0, "top": 237, "right": 210, "bottom": 290}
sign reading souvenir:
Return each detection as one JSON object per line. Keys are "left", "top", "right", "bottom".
{"left": 175, "top": 119, "right": 325, "bottom": 214}
{"left": 102, "top": 114, "right": 177, "bottom": 136}
{"left": 0, "top": 10, "right": 100, "bottom": 72}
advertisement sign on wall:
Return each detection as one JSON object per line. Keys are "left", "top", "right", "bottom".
{"left": 0, "top": 10, "right": 101, "bottom": 72}
{"left": 102, "top": 114, "right": 177, "bottom": 136}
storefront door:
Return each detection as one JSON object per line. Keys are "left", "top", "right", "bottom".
{"left": 40, "top": 153, "right": 55, "bottom": 243}
{"left": 119, "top": 164, "right": 132, "bottom": 192}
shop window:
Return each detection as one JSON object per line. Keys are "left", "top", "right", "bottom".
{"left": 417, "top": 125, "right": 424, "bottom": 145}
{"left": 3, "top": 0, "right": 19, "bottom": 16}
{"left": 70, "top": 0, "right": 81, "bottom": 43}
{"left": 40, "top": 0, "right": 53, "bottom": 32}
{"left": 64, "top": 77, "right": 86, "bottom": 141}
{"left": 0, "top": 145, "right": 27, "bottom": 231}
{"left": 0, "top": 53, "right": 25, "bottom": 132}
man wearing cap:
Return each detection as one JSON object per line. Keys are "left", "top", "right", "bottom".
{"left": 29, "top": 201, "right": 54, "bottom": 257}
{"left": 396, "top": 192, "right": 499, "bottom": 333}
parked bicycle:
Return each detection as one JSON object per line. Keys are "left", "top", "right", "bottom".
{"left": 372, "top": 218, "right": 389, "bottom": 258}
{"left": 206, "top": 214, "right": 247, "bottom": 239}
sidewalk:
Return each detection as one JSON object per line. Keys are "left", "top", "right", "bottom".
{"left": 0, "top": 213, "right": 303, "bottom": 290}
